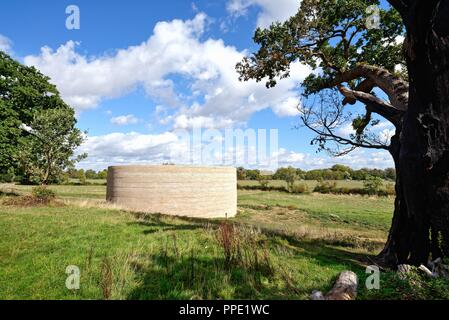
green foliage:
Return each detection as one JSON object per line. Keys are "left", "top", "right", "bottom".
{"left": 274, "top": 167, "right": 298, "bottom": 192}
{"left": 31, "top": 186, "right": 56, "bottom": 202}
{"left": 290, "top": 183, "right": 309, "bottom": 194}
{"left": 17, "top": 108, "right": 87, "bottom": 185}
{"left": 77, "top": 169, "right": 87, "bottom": 185}
{"left": 0, "top": 167, "right": 16, "bottom": 183}
{"left": 238, "top": 0, "right": 405, "bottom": 92}
{"left": 245, "top": 169, "right": 261, "bottom": 181}
{"left": 237, "top": 0, "right": 405, "bottom": 156}
{"left": 0, "top": 51, "right": 72, "bottom": 175}
{"left": 363, "top": 175, "right": 384, "bottom": 195}
{"left": 237, "top": 167, "right": 247, "bottom": 180}
{"left": 258, "top": 178, "right": 270, "bottom": 190}
{"left": 314, "top": 181, "right": 338, "bottom": 194}
{"left": 274, "top": 166, "right": 395, "bottom": 181}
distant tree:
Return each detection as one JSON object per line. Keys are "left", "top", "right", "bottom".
{"left": 281, "top": 167, "right": 298, "bottom": 192}
{"left": 363, "top": 176, "right": 384, "bottom": 196}
{"left": 77, "top": 169, "right": 87, "bottom": 185}
{"left": 17, "top": 108, "right": 86, "bottom": 185}
{"left": 245, "top": 169, "right": 261, "bottom": 181}
{"left": 384, "top": 168, "right": 396, "bottom": 181}
{"left": 236, "top": 167, "right": 247, "bottom": 180}
{"left": 96, "top": 169, "right": 108, "bottom": 180}
{"left": 85, "top": 169, "right": 97, "bottom": 180}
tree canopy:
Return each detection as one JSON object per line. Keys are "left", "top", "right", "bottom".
{"left": 237, "top": 0, "right": 407, "bottom": 156}
{"left": 0, "top": 51, "right": 85, "bottom": 183}
{"left": 17, "top": 108, "right": 86, "bottom": 185}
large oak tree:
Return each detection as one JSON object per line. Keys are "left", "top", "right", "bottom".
{"left": 0, "top": 51, "right": 85, "bottom": 184}
{"left": 238, "top": 0, "right": 449, "bottom": 266}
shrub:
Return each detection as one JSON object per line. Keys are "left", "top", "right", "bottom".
{"left": 290, "top": 183, "right": 308, "bottom": 194}
{"left": 313, "top": 181, "right": 337, "bottom": 194}
{"left": 385, "top": 183, "right": 396, "bottom": 196}
{"left": 258, "top": 179, "right": 270, "bottom": 190}
{"left": 363, "top": 176, "right": 384, "bottom": 195}
{"left": 215, "top": 222, "right": 273, "bottom": 275}
{"left": 31, "top": 186, "right": 56, "bottom": 203}
{"left": 237, "top": 184, "right": 289, "bottom": 193}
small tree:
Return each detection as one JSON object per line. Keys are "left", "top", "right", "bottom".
{"left": 77, "top": 169, "right": 87, "bottom": 185}
{"left": 363, "top": 176, "right": 383, "bottom": 196}
{"left": 17, "top": 108, "right": 87, "bottom": 185}
{"left": 283, "top": 167, "right": 298, "bottom": 193}
{"left": 257, "top": 177, "right": 270, "bottom": 190}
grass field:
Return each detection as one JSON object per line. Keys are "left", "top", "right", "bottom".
{"left": 1, "top": 183, "right": 448, "bottom": 300}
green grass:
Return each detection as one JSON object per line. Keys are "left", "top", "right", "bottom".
{"left": 0, "top": 183, "right": 106, "bottom": 200}
{"left": 0, "top": 183, "right": 447, "bottom": 300}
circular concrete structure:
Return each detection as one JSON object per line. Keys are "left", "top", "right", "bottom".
{"left": 106, "top": 165, "right": 237, "bottom": 218}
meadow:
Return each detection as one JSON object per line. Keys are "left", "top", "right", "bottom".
{"left": 1, "top": 183, "right": 448, "bottom": 300}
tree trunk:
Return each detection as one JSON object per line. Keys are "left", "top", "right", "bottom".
{"left": 380, "top": 0, "right": 449, "bottom": 266}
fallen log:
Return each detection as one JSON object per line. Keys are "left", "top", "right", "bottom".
{"left": 311, "top": 271, "right": 358, "bottom": 300}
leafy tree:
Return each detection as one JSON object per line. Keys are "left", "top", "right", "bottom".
{"left": 236, "top": 167, "right": 247, "bottom": 180}
{"left": 238, "top": 0, "right": 449, "bottom": 265}
{"left": 96, "top": 169, "right": 108, "bottom": 180}
{"left": 363, "top": 175, "right": 384, "bottom": 195}
{"left": 1, "top": 51, "right": 70, "bottom": 176}
{"left": 77, "top": 169, "right": 87, "bottom": 185}
{"left": 17, "top": 108, "right": 86, "bottom": 185}
{"left": 245, "top": 169, "right": 261, "bottom": 181}
{"left": 85, "top": 169, "right": 97, "bottom": 180}
{"left": 283, "top": 167, "right": 298, "bottom": 192}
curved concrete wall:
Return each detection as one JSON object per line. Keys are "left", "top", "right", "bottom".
{"left": 106, "top": 165, "right": 237, "bottom": 218}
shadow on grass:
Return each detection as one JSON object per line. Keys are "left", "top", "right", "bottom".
{"left": 0, "top": 190, "right": 20, "bottom": 197}
{"left": 127, "top": 213, "right": 207, "bottom": 235}
{"left": 125, "top": 213, "right": 377, "bottom": 300}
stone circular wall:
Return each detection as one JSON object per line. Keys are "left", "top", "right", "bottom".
{"left": 106, "top": 165, "right": 237, "bottom": 218}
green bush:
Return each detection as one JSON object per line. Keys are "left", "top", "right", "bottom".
{"left": 385, "top": 183, "right": 396, "bottom": 196}
{"left": 31, "top": 186, "right": 56, "bottom": 202}
{"left": 290, "top": 183, "right": 308, "bottom": 194}
{"left": 363, "top": 176, "right": 384, "bottom": 195}
{"left": 313, "top": 181, "right": 338, "bottom": 194}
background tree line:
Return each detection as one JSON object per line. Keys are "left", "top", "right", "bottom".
{"left": 237, "top": 165, "right": 396, "bottom": 181}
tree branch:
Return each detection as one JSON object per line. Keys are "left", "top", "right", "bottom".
{"left": 338, "top": 86, "right": 404, "bottom": 127}
{"left": 328, "top": 64, "right": 409, "bottom": 111}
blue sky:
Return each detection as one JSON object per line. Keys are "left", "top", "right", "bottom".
{"left": 0, "top": 0, "right": 395, "bottom": 171}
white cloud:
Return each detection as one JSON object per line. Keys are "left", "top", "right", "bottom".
{"left": 110, "top": 114, "right": 140, "bottom": 126}
{"left": 0, "top": 34, "right": 12, "bottom": 53}
{"left": 24, "top": 13, "right": 311, "bottom": 128}
{"left": 227, "top": 0, "right": 300, "bottom": 28}
{"left": 276, "top": 148, "right": 394, "bottom": 170}
{"left": 77, "top": 130, "right": 394, "bottom": 171}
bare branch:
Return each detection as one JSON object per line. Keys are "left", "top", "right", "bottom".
{"left": 299, "top": 90, "right": 391, "bottom": 157}
{"left": 338, "top": 86, "right": 404, "bottom": 127}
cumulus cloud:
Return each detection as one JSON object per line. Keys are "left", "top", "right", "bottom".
{"left": 110, "top": 114, "right": 140, "bottom": 126}
{"left": 276, "top": 148, "right": 394, "bottom": 170}
{"left": 24, "top": 13, "right": 310, "bottom": 128}
{"left": 0, "top": 34, "right": 12, "bottom": 53}
{"left": 227, "top": 0, "right": 300, "bottom": 28}
{"left": 77, "top": 130, "right": 394, "bottom": 171}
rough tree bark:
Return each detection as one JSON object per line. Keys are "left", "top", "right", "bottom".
{"left": 380, "top": 0, "right": 449, "bottom": 266}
